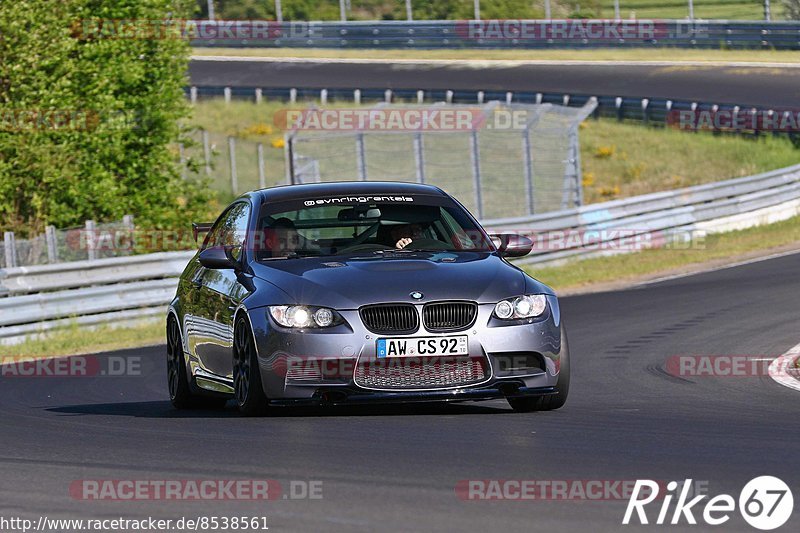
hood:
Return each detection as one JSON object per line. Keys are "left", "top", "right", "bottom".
{"left": 250, "top": 252, "right": 551, "bottom": 309}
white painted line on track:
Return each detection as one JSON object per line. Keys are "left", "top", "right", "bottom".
{"left": 769, "top": 343, "right": 800, "bottom": 392}
{"left": 190, "top": 55, "right": 800, "bottom": 69}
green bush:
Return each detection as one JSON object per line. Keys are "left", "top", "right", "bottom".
{"left": 0, "top": 0, "right": 214, "bottom": 237}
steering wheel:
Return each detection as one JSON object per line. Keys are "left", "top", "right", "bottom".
{"left": 346, "top": 221, "right": 381, "bottom": 248}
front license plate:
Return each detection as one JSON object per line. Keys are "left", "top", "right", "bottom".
{"left": 376, "top": 336, "right": 469, "bottom": 358}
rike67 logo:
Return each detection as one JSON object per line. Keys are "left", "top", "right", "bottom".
{"left": 623, "top": 477, "right": 793, "bottom": 530}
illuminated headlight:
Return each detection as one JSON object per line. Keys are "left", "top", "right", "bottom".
{"left": 493, "top": 295, "right": 547, "bottom": 320}
{"left": 269, "top": 306, "right": 341, "bottom": 328}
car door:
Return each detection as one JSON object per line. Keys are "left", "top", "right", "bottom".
{"left": 189, "top": 201, "right": 252, "bottom": 378}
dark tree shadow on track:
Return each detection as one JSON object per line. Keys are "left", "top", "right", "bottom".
{"left": 46, "top": 400, "right": 517, "bottom": 418}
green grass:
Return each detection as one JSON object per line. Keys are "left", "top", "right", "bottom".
{"left": 192, "top": 47, "right": 800, "bottom": 63}
{"left": 580, "top": 120, "right": 800, "bottom": 203}
{"left": 207, "top": 0, "right": 778, "bottom": 21}
{"left": 0, "top": 321, "right": 165, "bottom": 358}
{"left": 185, "top": 100, "right": 800, "bottom": 206}
{"left": 596, "top": 0, "right": 769, "bottom": 20}
{"left": 526, "top": 213, "right": 800, "bottom": 291}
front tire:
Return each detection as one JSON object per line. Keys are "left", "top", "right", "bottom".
{"left": 508, "top": 325, "right": 570, "bottom": 412}
{"left": 167, "top": 316, "right": 227, "bottom": 409}
{"left": 233, "top": 315, "right": 269, "bottom": 416}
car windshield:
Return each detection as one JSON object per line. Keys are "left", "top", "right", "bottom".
{"left": 255, "top": 196, "right": 493, "bottom": 260}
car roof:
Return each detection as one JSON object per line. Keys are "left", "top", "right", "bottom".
{"left": 255, "top": 181, "right": 447, "bottom": 203}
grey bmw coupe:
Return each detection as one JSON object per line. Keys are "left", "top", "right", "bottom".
{"left": 167, "top": 182, "right": 569, "bottom": 415}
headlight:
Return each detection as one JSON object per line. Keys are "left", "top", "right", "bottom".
{"left": 269, "top": 305, "right": 342, "bottom": 328}
{"left": 493, "top": 295, "right": 547, "bottom": 320}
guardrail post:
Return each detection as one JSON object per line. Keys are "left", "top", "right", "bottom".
{"left": 228, "top": 136, "right": 238, "bottom": 194}
{"left": 413, "top": 132, "right": 426, "bottom": 184}
{"left": 255, "top": 88, "right": 262, "bottom": 104}
{"left": 122, "top": 215, "right": 134, "bottom": 255}
{"left": 505, "top": 92, "right": 513, "bottom": 104}
{"left": 284, "top": 134, "right": 295, "bottom": 185}
{"left": 45, "top": 226, "right": 58, "bottom": 264}
{"left": 356, "top": 133, "right": 367, "bottom": 181}
{"left": 469, "top": 129, "right": 483, "bottom": 219}
{"left": 477, "top": 91, "right": 484, "bottom": 104}
{"left": 417, "top": 90, "right": 424, "bottom": 104}
{"left": 642, "top": 98, "right": 650, "bottom": 125}
{"left": 615, "top": 97, "right": 623, "bottom": 121}
{"left": 85, "top": 220, "right": 96, "bottom": 261}
{"left": 190, "top": 86, "right": 197, "bottom": 105}
{"left": 354, "top": 89, "right": 361, "bottom": 104}
{"left": 536, "top": 93, "right": 543, "bottom": 105}
{"left": 385, "top": 89, "right": 393, "bottom": 103}
{"left": 446, "top": 90, "right": 453, "bottom": 104}
{"left": 321, "top": 89, "right": 328, "bottom": 104}
{"left": 257, "top": 143, "right": 266, "bottom": 189}
{"left": 522, "top": 125, "right": 535, "bottom": 215}
{"left": 224, "top": 87, "right": 231, "bottom": 104}
{"left": 202, "top": 130, "right": 212, "bottom": 175}
{"left": 290, "top": 88, "right": 297, "bottom": 103}
{"left": 3, "top": 231, "right": 18, "bottom": 268}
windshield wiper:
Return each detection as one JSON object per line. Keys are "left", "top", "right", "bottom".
{"left": 260, "top": 250, "right": 320, "bottom": 261}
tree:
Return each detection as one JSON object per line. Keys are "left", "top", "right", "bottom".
{"left": 0, "top": 0, "right": 213, "bottom": 237}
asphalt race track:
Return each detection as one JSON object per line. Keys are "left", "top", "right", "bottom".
{"left": 189, "top": 58, "right": 800, "bottom": 108}
{"left": 1, "top": 252, "right": 798, "bottom": 532}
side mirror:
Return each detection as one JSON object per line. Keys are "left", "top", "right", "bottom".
{"left": 491, "top": 233, "right": 533, "bottom": 258}
{"left": 199, "top": 245, "right": 240, "bottom": 270}
{"left": 192, "top": 222, "right": 213, "bottom": 247}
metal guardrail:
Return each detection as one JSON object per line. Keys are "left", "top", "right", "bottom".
{"left": 188, "top": 20, "right": 800, "bottom": 50}
{"left": 483, "top": 164, "right": 800, "bottom": 265}
{"left": 0, "top": 251, "right": 194, "bottom": 344}
{"left": 1, "top": 164, "right": 799, "bottom": 344}
{"left": 187, "top": 86, "right": 799, "bottom": 138}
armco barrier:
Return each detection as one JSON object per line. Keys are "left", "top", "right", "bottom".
{"left": 1, "top": 163, "right": 799, "bottom": 344}
{"left": 186, "top": 86, "right": 800, "bottom": 138}
{"left": 186, "top": 20, "right": 800, "bottom": 50}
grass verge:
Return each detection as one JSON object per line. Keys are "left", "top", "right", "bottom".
{"left": 0, "top": 321, "right": 164, "bottom": 359}
{"left": 526, "top": 213, "right": 800, "bottom": 292}
{"left": 191, "top": 48, "right": 800, "bottom": 64}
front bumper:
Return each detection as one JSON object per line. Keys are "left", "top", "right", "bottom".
{"left": 249, "top": 295, "right": 565, "bottom": 404}
{"left": 270, "top": 384, "right": 558, "bottom": 406}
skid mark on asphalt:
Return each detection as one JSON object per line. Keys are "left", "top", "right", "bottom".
{"left": 602, "top": 308, "right": 733, "bottom": 356}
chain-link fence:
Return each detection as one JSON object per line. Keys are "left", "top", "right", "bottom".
{"left": 1, "top": 216, "right": 135, "bottom": 268}
{"left": 283, "top": 101, "right": 596, "bottom": 220}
